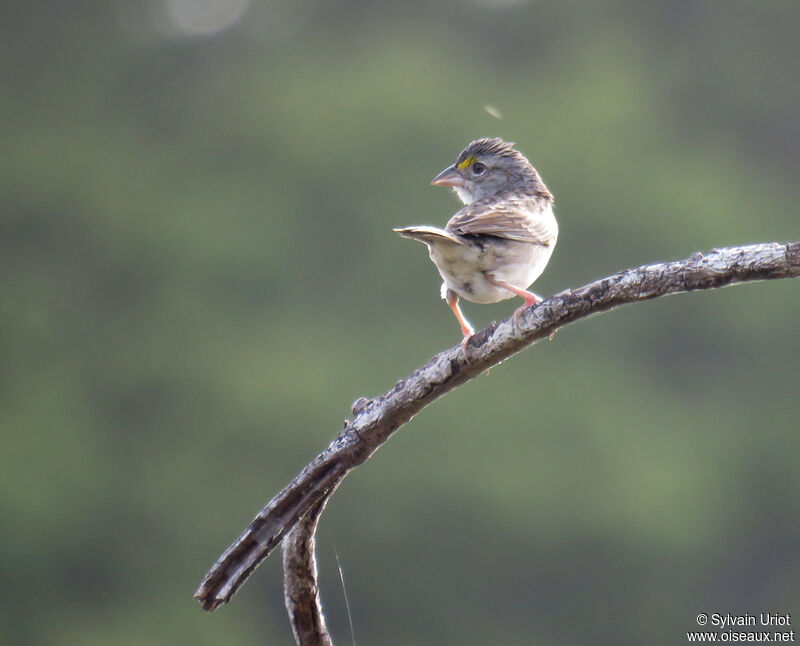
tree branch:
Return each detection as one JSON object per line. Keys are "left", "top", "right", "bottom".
{"left": 195, "top": 241, "right": 800, "bottom": 612}
{"left": 282, "top": 492, "right": 335, "bottom": 646}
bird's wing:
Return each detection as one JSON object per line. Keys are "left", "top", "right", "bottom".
{"left": 393, "top": 225, "right": 465, "bottom": 245}
{"left": 445, "top": 196, "right": 556, "bottom": 245}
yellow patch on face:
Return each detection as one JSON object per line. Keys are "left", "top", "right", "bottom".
{"left": 456, "top": 156, "right": 476, "bottom": 170}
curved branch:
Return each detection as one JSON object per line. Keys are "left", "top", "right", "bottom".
{"left": 282, "top": 493, "right": 335, "bottom": 646}
{"left": 195, "top": 241, "right": 800, "bottom": 611}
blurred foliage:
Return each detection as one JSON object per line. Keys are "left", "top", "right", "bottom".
{"left": 1, "top": 1, "right": 799, "bottom": 644}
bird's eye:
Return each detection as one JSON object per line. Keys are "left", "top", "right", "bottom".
{"left": 472, "top": 161, "right": 487, "bottom": 175}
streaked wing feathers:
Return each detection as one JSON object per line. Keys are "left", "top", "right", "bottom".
{"left": 445, "top": 196, "right": 556, "bottom": 245}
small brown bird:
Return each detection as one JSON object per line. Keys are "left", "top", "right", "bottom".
{"left": 394, "top": 138, "right": 558, "bottom": 348}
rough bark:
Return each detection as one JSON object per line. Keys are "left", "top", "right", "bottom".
{"left": 282, "top": 494, "right": 335, "bottom": 646}
{"left": 195, "top": 241, "right": 800, "bottom": 615}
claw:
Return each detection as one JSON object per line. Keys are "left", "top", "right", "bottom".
{"left": 485, "top": 273, "right": 541, "bottom": 331}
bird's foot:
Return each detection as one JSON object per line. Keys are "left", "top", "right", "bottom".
{"left": 512, "top": 293, "right": 541, "bottom": 330}
{"left": 485, "top": 273, "right": 542, "bottom": 331}
{"left": 446, "top": 289, "right": 476, "bottom": 354}
{"left": 460, "top": 328, "right": 475, "bottom": 352}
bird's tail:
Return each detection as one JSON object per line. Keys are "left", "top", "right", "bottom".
{"left": 393, "top": 226, "right": 464, "bottom": 245}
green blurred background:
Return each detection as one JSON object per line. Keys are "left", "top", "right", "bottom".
{"left": 2, "top": 1, "right": 799, "bottom": 644}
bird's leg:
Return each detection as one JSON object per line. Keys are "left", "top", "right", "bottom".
{"left": 485, "top": 274, "right": 541, "bottom": 329}
{"left": 445, "top": 289, "right": 475, "bottom": 350}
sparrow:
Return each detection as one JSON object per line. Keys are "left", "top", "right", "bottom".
{"left": 394, "top": 137, "right": 558, "bottom": 348}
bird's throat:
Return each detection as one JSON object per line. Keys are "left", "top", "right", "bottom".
{"left": 453, "top": 186, "right": 475, "bottom": 205}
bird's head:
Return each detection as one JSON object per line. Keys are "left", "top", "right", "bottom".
{"left": 431, "top": 137, "right": 545, "bottom": 204}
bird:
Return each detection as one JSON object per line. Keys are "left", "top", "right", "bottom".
{"left": 394, "top": 137, "right": 558, "bottom": 348}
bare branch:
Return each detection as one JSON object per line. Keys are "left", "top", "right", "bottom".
{"left": 282, "top": 493, "right": 335, "bottom": 646}
{"left": 195, "top": 241, "right": 800, "bottom": 611}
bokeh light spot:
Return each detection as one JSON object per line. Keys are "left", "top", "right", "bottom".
{"left": 166, "top": 0, "right": 251, "bottom": 36}
{"left": 484, "top": 104, "right": 503, "bottom": 119}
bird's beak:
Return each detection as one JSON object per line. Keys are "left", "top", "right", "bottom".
{"left": 431, "top": 165, "right": 465, "bottom": 187}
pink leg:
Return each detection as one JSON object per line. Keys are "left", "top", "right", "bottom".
{"left": 486, "top": 274, "right": 541, "bottom": 328}
{"left": 446, "top": 290, "right": 475, "bottom": 350}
